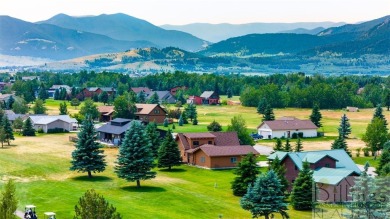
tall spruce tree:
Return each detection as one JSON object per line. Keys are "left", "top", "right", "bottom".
{"left": 338, "top": 114, "right": 351, "bottom": 138}
{"left": 284, "top": 138, "right": 292, "bottom": 152}
{"left": 157, "top": 130, "right": 181, "bottom": 170}
{"left": 145, "top": 122, "right": 160, "bottom": 158}
{"left": 192, "top": 111, "right": 198, "bottom": 125}
{"left": 2, "top": 116, "right": 14, "bottom": 146}
{"left": 115, "top": 121, "right": 156, "bottom": 187}
{"left": 373, "top": 104, "right": 388, "bottom": 128}
{"left": 310, "top": 104, "right": 322, "bottom": 128}
{"left": 269, "top": 156, "right": 289, "bottom": 196}
{"left": 262, "top": 104, "right": 275, "bottom": 121}
{"left": 273, "top": 138, "right": 283, "bottom": 151}
{"left": 22, "top": 118, "right": 35, "bottom": 136}
{"left": 295, "top": 137, "right": 303, "bottom": 152}
{"left": 290, "top": 161, "right": 315, "bottom": 210}
{"left": 147, "top": 92, "right": 159, "bottom": 104}
{"left": 70, "top": 117, "right": 106, "bottom": 178}
{"left": 0, "top": 180, "right": 18, "bottom": 219}
{"left": 178, "top": 113, "right": 184, "bottom": 126}
{"left": 136, "top": 91, "right": 146, "bottom": 103}
{"left": 163, "top": 118, "right": 169, "bottom": 127}
{"left": 257, "top": 98, "right": 268, "bottom": 114}
{"left": 231, "top": 153, "right": 259, "bottom": 196}
{"left": 185, "top": 104, "right": 197, "bottom": 122}
{"left": 74, "top": 189, "right": 122, "bottom": 219}
{"left": 240, "top": 170, "right": 289, "bottom": 219}
{"left": 377, "top": 143, "right": 390, "bottom": 176}
{"left": 331, "top": 136, "right": 352, "bottom": 157}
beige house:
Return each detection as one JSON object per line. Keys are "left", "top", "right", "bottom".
{"left": 29, "top": 115, "right": 78, "bottom": 133}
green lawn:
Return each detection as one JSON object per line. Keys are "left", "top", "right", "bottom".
{"left": 0, "top": 134, "right": 317, "bottom": 219}
{"left": 352, "top": 156, "right": 379, "bottom": 169}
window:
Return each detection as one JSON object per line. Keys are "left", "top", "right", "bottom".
{"left": 325, "top": 163, "right": 330, "bottom": 167}
{"left": 230, "top": 157, "right": 237, "bottom": 163}
{"left": 193, "top": 141, "right": 199, "bottom": 146}
{"left": 200, "top": 157, "right": 205, "bottom": 163}
{"left": 208, "top": 141, "right": 212, "bottom": 144}
{"left": 154, "top": 109, "right": 160, "bottom": 114}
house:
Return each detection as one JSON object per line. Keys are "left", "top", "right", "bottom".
{"left": 0, "top": 94, "right": 14, "bottom": 106}
{"left": 21, "top": 76, "right": 40, "bottom": 81}
{"left": 29, "top": 115, "right": 78, "bottom": 133}
{"left": 346, "top": 106, "right": 359, "bottom": 112}
{"left": 145, "top": 91, "right": 176, "bottom": 104}
{"left": 170, "top": 86, "right": 187, "bottom": 96}
{"left": 200, "top": 91, "right": 220, "bottom": 105}
{"left": 135, "top": 104, "right": 167, "bottom": 124}
{"left": 257, "top": 117, "right": 318, "bottom": 139}
{"left": 47, "top": 85, "right": 71, "bottom": 98}
{"left": 4, "top": 110, "right": 28, "bottom": 123}
{"left": 268, "top": 149, "right": 361, "bottom": 202}
{"left": 96, "top": 118, "right": 133, "bottom": 145}
{"left": 100, "top": 87, "right": 116, "bottom": 96}
{"left": 80, "top": 87, "right": 103, "bottom": 98}
{"left": 98, "top": 106, "right": 115, "bottom": 122}
{"left": 131, "top": 87, "right": 151, "bottom": 94}
{"left": 176, "top": 132, "right": 258, "bottom": 169}
{"left": 187, "top": 96, "right": 203, "bottom": 105}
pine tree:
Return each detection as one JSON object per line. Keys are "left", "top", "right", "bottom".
{"left": 163, "top": 118, "right": 169, "bottom": 127}
{"left": 172, "top": 123, "right": 176, "bottom": 130}
{"left": 295, "top": 137, "right": 303, "bottom": 152}
{"left": 59, "top": 102, "right": 68, "bottom": 115}
{"left": 0, "top": 180, "right": 18, "bottom": 219}
{"left": 331, "top": 136, "right": 352, "bottom": 156}
{"left": 115, "top": 121, "right": 156, "bottom": 187}
{"left": 207, "top": 120, "right": 222, "bottom": 132}
{"left": 182, "top": 111, "right": 188, "bottom": 124}
{"left": 227, "top": 88, "right": 233, "bottom": 98}
{"left": 22, "top": 118, "right": 35, "bottom": 136}
{"left": 6, "top": 95, "right": 15, "bottom": 110}
{"left": 373, "top": 104, "right": 388, "bottom": 130}
{"left": 290, "top": 161, "right": 314, "bottom": 210}
{"left": 0, "top": 127, "right": 5, "bottom": 148}
{"left": 70, "top": 117, "right": 106, "bottom": 178}
{"left": 338, "top": 114, "right": 351, "bottom": 138}
{"left": 257, "top": 98, "right": 268, "bottom": 114}
{"left": 185, "top": 104, "right": 197, "bottom": 122}
{"left": 74, "top": 189, "right": 122, "bottom": 219}
{"left": 192, "top": 110, "right": 198, "bottom": 125}
{"left": 284, "top": 138, "right": 292, "bottom": 152}
{"left": 2, "top": 116, "right": 14, "bottom": 146}
{"left": 178, "top": 113, "right": 184, "bottom": 126}
{"left": 157, "top": 130, "right": 181, "bottom": 170}
{"left": 262, "top": 104, "right": 275, "bottom": 121}
{"left": 145, "top": 122, "right": 160, "bottom": 158}
{"left": 240, "top": 170, "right": 289, "bottom": 219}
{"left": 273, "top": 138, "right": 283, "bottom": 151}
{"left": 99, "top": 91, "right": 109, "bottom": 105}
{"left": 54, "top": 89, "right": 60, "bottom": 100}
{"left": 269, "top": 156, "right": 289, "bottom": 195}
{"left": 310, "top": 104, "right": 322, "bottom": 128}
{"left": 377, "top": 143, "right": 390, "bottom": 176}
{"left": 147, "top": 92, "right": 160, "bottom": 104}
{"left": 137, "top": 91, "right": 146, "bottom": 103}
{"left": 231, "top": 153, "right": 259, "bottom": 196}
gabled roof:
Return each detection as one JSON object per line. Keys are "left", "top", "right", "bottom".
{"left": 183, "top": 133, "right": 216, "bottom": 139}
{"left": 313, "top": 167, "right": 356, "bottom": 185}
{"left": 29, "top": 115, "right": 77, "bottom": 125}
{"left": 210, "top": 132, "right": 241, "bottom": 146}
{"left": 258, "top": 117, "right": 318, "bottom": 130}
{"left": 145, "top": 91, "right": 174, "bottom": 101}
{"left": 135, "top": 104, "right": 167, "bottom": 114}
{"left": 200, "top": 91, "right": 217, "bottom": 99}
{"left": 4, "top": 110, "right": 15, "bottom": 115}
{"left": 98, "top": 106, "right": 114, "bottom": 113}
{"left": 7, "top": 113, "right": 28, "bottom": 121}
{"left": 50, "top": 85, "right": 71, "bottom": 92}
{"left": 177, "top": 133, "right": 191, "bottom": 150}
{"left": 192, "top": 145, "right": 258, "bottom": 157}
{"left": 100, "top": 87, "right": 116, "bottom": 92}
{"left": 96, "top": 120, "right": 133, "bottom": 135}
{"left": 86, "top": 87, "right": 100, "bottom": 92}
{"left": 131, "top": 87, "right": 151, "bottom": 93}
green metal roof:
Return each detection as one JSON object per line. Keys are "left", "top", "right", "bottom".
{"left": 313, "top": 167, "right": 355, "bottom": 185}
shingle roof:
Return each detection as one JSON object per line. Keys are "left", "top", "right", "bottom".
{"left": 258, "top": 118, "right": 318, "bottom": 130}
{"left": 100, "top": 87, "right": 116, "bottom": 92}
{"left": 194, "top": 145, "right": 259, "bottom": 157}
{"left": 200, "top": 91, "right": 215, "bottom": 99}
{"left": 98, "top": 106, "right": 114, "bottom": 113}
{"left": 96, "top": 121, "right": 132, "bottom": 135}
{"left": 183, "top": 133, "right": 216, "bottom": 139}
{"left": 50, "top": 85, "right": 71, "bottom": 92}
{"left": 135, "top": 104, "right": 166, "bottom": 114}
{"left": 29, "top": 115, "right": 77, "bottom": 125}
{"left": 87, "top": 87, "right": 100, "bottom": 92}
{"left": 313, "top": 167, "right": 356, "bottom": 185}
{"left": 210, "top": 132, "right": 240, "bottom": 146}
{"left": 145, "top": 91, "right": 171, "bottom": 100}
{"left": 177, "top": 133, "right": 191, "bottom": 150}
{"left": 131, "top": 87, "right": 151, "bottom": 93}
{"left": 7, "top": 113, "right": 28, "bottom": 121}
{"left": 111, "top": 118, "right": 132, "bottom": 123}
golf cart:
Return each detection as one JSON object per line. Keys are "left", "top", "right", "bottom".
{"left": 44, "top": 212, "right": 56, "bottom": 219}
{"left": 24, "top": 205, "right": 37, "bottom": 219}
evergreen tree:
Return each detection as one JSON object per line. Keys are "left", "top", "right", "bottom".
{"left": 38, "top": 84, "right": 48, "bottom": 100}
{"left": 290, "top": 161, "right": 314, "bottom": 210}
{"left": 2, "top": 116, "right": 14, "bottom": 146}
{"left": 147, "top": 92, "right": 160, "bottom": 104}
{"left": 178, "top": 113, "right": 184, "bottom": 126}
{"left": 157, "top": 129, "right": 181, "bottom": 170}
{"left": 0, "top": 127, "right": 5, "bottom": 148}
{"left": 207, "top": 120, "right": 222, "bottom": 132}
{"left": 136, "top": 91, "right": 146, "bottom": 103}
{"left": 269, "top": 156, "right": 289, "bottom": 195}
{"left": 54, "top": 89, "right": 60, "bottom": 100}
{"left": 214, "top": 80, "right": 220, "bottom": 95}
{"left": 145, "top": 122, "right": 160, "bottom": 158}
{"left": 377, "top": 142, "right": 390, "bottom": 176}
{"left": 182, "top": 111, "right": 188, "bottom": 124}
{"left": 172, "top": 123, "right": 176, "bottom": 130}
{"left": 284, "top": 138, "right": 292, "bottom": 152}
{"left": 227, "top": 115, "right": 254, "bottom": 145}
{"left": 273, "top": 138, "right": 283, "bottom": 151}
{"left": 59, "top": 102, "right": 68, "bottom": 115}
{"left": 60, "top": 87, "right": 67, "bottom": 100}
{"left": 99, "top": 91, "right": 109, "bottom": 105}
{"left": 227, "top": 88, "right": 233, "bottom": 98}
{"left": 262, "top": 104, "right": 275, "bottom": 121}
{"left": 93, "top": 94, "right": 99, "bottom": 102}
{"left": 32, "top": 99, "right": 46, "bottom": 114}
{"left": 22, "top": 118, "right": 35, "bottom": 136}
{"left": 0, "top": 180, "right": 18, "bottom": 219}
{"left": 163, "top": 118, "right": 169, "bottom": 127}
{"left": 70, "top": 117, "right": 106, "bottom": 178}
{"left": 12, "top": 117, "right": 23, "bottom": 134}
{"left": 310, "top": 104, "right": 322, "bottom": 128}
{"left": 240, "top": 170, "right": 288, "bottom": 219}
{"left": 373, "top": 104, "right": 388, "bottom": 126}
{"left": 115, "top": 121, "right": 156, "bottom": 187}
{"left": 295, "top": 137, "right": 303, "bottom": 152}
{"left": 231, "top": 153, "right": 259, "bottom": 196}
{"left": 338, "top": 114, "right": 351, "bottom": 138}
{"left": 331, "top": 136, "right": 352, "bottom": 156}
{"left": 384, "top": 89, "right": 390, "bottom": 111}
{"left": 257, "top": 98, "right": 268, "bottom": 114}
{"left": 185, "top": 104, "right": 197, "bottom": 122}
{"left": 6, "top": 95, "right": 15, "bottom": 110}
{"left": 12, "top": 98, "right": 28, "bottom": 114}
{"left": 74, "top": 189, "right": 122, "bottom": 219}
{"left": 192, "top": 111, "right": 198, "bottom": 125}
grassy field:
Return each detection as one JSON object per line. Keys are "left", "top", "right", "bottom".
{"left": 0, "top": 133, "right": 323, "bottom": 219}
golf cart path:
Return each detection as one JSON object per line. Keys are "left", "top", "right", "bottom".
{"left": 15, "top": 210, "right": 24, "bottom": 218}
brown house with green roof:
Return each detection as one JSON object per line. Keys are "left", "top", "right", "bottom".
{"left": 176, "top": 132, "right": 258, "bottom": 169}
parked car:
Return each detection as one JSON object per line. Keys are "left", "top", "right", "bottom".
{"left": 250, "top": 133, "right": 263, "bottom": 140}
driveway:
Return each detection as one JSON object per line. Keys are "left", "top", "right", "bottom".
{"left": 254, "top": 144, "right": 273, "bottom": 156}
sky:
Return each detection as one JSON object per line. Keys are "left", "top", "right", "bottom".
{"left": 1, "top": 0, "right": 389, "bottom": 25}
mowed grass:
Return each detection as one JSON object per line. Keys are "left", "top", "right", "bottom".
{"left": 0, "top": 134, "right": 320, "bottom": 219}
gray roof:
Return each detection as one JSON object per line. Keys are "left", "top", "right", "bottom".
{"left": 100, "top": 87, "right": 116, "bottom": 92}
{"left": 29, "top": 115, "right": 77, "bottom": 125}
{"left": 111, "top": 118, "right": 132, "bottom": 123}
{"left": 7, "top": 113, "right": 28, "bottom": 121}
{"left": 97, "top": 120, "right": 136, "bottom": 135}
{"left": 200, "top": 91, "right": 216, "bottom": 99}
{"left": 50, "top": 85, "right": 71, "bottom": 92}
{"left": 145, "top": 91, "right": 175, "bottom": 101}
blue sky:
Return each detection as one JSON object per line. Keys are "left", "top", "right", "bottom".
{"left": 1, "top": 0, "right": 389, "bottom": 25}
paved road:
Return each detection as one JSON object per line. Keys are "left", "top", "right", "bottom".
{"left": 15, "top": 210, "right": 24, "bottom": 219}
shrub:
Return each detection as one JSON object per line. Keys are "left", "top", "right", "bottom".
{"left": 356, "top": 148, "right": 362, "bottom": 157}
{"left": 47, "top": 128, "right": 69, "bottom": 133}
{"left": 291, "top": 133, "right": 298, "bottom": 139}
{"left": 363, "top": 147, "right": 370, "bottom": 157}
{"left": 221, "top": 100, "right": 227, "bottom": 105}
{"left": 37, "top": 128, "right": 44, "bottom": 133}
{"left": 298, "top": 132, "right": 304, "bottom": 138}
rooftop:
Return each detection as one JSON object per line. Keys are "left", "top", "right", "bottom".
{"left": 193, "top": 145, "right": 258, "bottom": 157}
{"left": 259, "top": 117, "right": 318, "bottom": 130}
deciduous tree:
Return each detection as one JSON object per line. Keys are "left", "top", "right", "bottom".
{"left": 99, "top": 91, "right": 109, "bottom": 105}
{"left": 207, "top": 120, "right": 222, "bottom": 132}
{"left": 362, "top": 117, "right": 389, "bottom": 155}
{"left": 59, "top": 102, "right": 68, "bottom": 115}
{"left": 227, "top": 115, "right": 254, "bottom": 145}
{"left": 32, "top": 99, "right": 46, "bottom": 114}
{"left": 113, "top": 95, "right": 136, "bottom": 119}
{"left": 80, "top": 99, "right": 99, "bottom": 120}
{"left": 0, "top": 180, "right": 18, "bottom": 219}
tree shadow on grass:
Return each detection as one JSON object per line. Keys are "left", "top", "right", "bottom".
{"left": 121, "top": 185, "right": 166, "bottom": 193}
{"left": 158, "top": 168, "right": 187, "bottom": 173}
{"left": 71, "top": 175, "right": 113, "bottom": 182}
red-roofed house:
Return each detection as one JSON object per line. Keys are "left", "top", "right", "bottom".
{"left": 257, "top": 117, "right": 318, "bottom": 139}
{"left": 176, "top": 132, "right": 258, "bottom": 169}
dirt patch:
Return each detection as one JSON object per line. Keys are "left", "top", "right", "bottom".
{"left": 1, "top": 175, "right": 44, "bottom": 183}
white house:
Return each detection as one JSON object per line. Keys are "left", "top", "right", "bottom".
{"left": 29, "top": 115, "right": 78, "bottom": 133}
{"left": 257, "top": 117, "right": 318, "bottom": 139}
